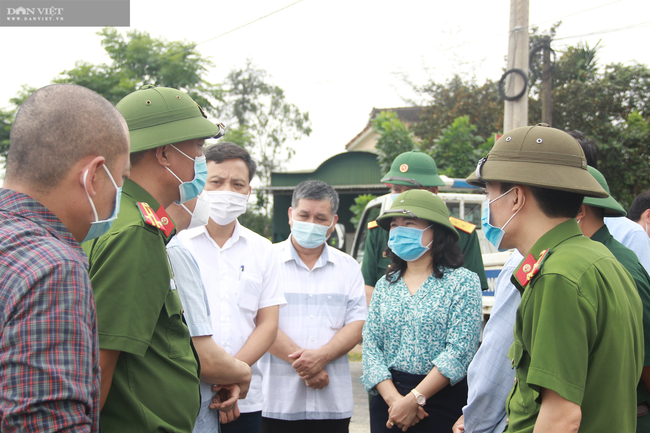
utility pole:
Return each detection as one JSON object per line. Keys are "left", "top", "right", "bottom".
{"left": 541, "top": 35, "right": 553, "bottom": 126}
{"left": 503, "top": 0, "right": 530, "bottom": 133}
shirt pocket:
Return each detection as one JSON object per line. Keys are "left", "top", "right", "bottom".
{"left": 323, "top": 294, "right": 347, "bottom": 331}
{"left": 507, "top": 341, "right": 539, "bottom": 415}
{"left": 164, "top": 288, "right": 191, "bottom": 359}
{"left": 237, "top": 272, "right": 263, "bottom": 312}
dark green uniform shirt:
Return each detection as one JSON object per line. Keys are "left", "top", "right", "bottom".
{"left": 591, "top": 224, "right": 650, "bottom": 407}
{"left": 506, "top": 220, "right": 643, "bottom": 433}
{"left": 83, "top": 179, "right": 200, "bottom": 433}
{"left": 361, "top": 221, "right": 488, "bottom": 289}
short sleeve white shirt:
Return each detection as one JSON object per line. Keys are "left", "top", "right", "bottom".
{"left": 178, "top": 221, "right": 286, "bottom": 413}
{"left": 605, "top": 217, "right": 650, "bottom": 274}
{"left": 259, "top": 238, "right": 367, "bottom": 420}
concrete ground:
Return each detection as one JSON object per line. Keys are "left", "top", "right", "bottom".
{"left": 349, "top": 360, "right": 370, "bottom": 433}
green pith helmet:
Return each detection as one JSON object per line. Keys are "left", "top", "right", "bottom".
{"left": 466, "top": 124, "right": 608, "bottom": 198}
{"left": 116, "top": 85, "right": 224, "bottom": 153}
{"left": 381, "top": 150, "right": 446, "bottom": 187}
{"left": 583, "top": 166, "right": 626, "bottom": 217}
{"left": 376, "top": 189, "right": 459, "bottom": 241}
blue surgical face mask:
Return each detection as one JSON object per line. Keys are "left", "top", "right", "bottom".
{"left": 291, "top": 217, "right": 334, "bottom": 249}
{"left": 83, "top": 164, "right": 122, "bottom": 243}
{"left": 388, "top": 224, "right": 433, "bottom": 262}
{"left": 481, "top": 187, "right": 524, "bottom": 251}
{"left": 166, "top": 144, "right": 207, "bottom": 204}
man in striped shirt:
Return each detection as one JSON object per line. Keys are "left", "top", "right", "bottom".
{"left": 0, "top": 84, "right": 130, "bottom": 432}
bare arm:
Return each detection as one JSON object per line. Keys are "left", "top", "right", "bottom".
{"left": 234, "top": 305, "right": 279, "bottom": 367}
{"left": 268, "top": 329, "right": 302, "bottom": 363}
{"left": 533, "top": 388, "right": 581, "bottom": 433}
{"left": 192, "top": 336, "right": 252, "bottom": 393}
{"left": 99, "top": 349, "right": 120, "bottom": 410}
{"left": 365, "top": 285, "right": 375, "bottom": 306}
{"left": 290, "top": 320, "right": 364, "bottom": 378}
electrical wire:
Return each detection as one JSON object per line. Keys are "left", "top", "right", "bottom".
{"left": 554, "top": 21, "right": 650, "bottom": 40}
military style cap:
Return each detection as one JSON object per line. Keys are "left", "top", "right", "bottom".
{"left": 582, "top": 166, "right": 626, "bottom": 217}
{"left": 466, "top": 124, "right": 608, "bottom": 198}
{"left": 116, "top": 85, "right": 224, "bottom": 153}
{"left": 376, "top": 189, "right": 459, "bottom": 241}
{"left": 381, "top": 150, "right": 446, "bottom": 187}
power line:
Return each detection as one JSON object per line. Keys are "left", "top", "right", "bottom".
{"left": 554, "top": 21, "right": 650, "bottom": 40}
{"left": 195, "top": 0, "right": 304, "bottom": 48}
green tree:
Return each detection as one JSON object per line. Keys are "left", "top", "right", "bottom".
{"left": 54, "top": 27, "right": 222, "bottom": 111}
{"left": 371, "top": 111, "right": 416, "bottom": 175}
{"left": 412, "top": 75, "right": 502, "bottom": 151}
{"left": 425, "top": 116, "right": 484, "bottom": 178}
{"left": 239, "top": 206, "right": 272, "bottom": 239}
{"left": 217, "top": 60, "right": 312, "bottom": 194}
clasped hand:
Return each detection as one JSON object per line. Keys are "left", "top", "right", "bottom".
{"left": 386, "top": 394, "right": 428, "bottom": 432}
{"left": 209, "top": 384, "right": 241, "bottom": 424}
{"left": 289, "top": 348, "right": 329, "bottom": 389}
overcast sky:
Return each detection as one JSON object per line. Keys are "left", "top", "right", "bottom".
{"left": 1, "top": 0, "right": 649, "bottom": 172}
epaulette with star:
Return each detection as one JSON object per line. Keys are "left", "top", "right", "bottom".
{"left": 136, "top": 202, "right": 175, "bottom": 237}
{"left": 515, "top": 249, "right": 550, "bottom": 287}
{"left": 449, "top": 216, "right": 476, "bottom": 234}
{"left": 367, "top": 220, "right": 379, "bottom": 229}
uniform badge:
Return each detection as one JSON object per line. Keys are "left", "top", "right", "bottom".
{"left": 137, "top": 202, "right": 175, "bottom": 237}
{"left": 367, "top": 220, "right": 378, "bottom": 229}
{"left": 399, "top": 163, "right": 409, "bottom": 173}
{"left": 515, "top": 249, "right": 550, "bottom": 287}
{"left": 449, "top": 216, "right": 476, "bottom": 234}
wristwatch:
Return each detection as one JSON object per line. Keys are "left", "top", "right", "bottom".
{"left": 410, "top": 389, "right": 426, "bottom": 406}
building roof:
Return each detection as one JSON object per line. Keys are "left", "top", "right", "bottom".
{"left": 345, "top": 106, "right": 423, "bottom": 150}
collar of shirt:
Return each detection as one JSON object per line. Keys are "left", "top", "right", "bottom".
{"left": 184, "top": 219, "right": 250, "bottom": 251}
{"left": 282, "top": 235, "right": 333, "bottom": 272}
{"left": 511, "top": 219, "right": 583, "bottom": 292}
{"left": 0, "top": 188, "right": 87, "bottom": 266}
{"left": 590, "top": 224, "right": 614, "bottom": 244}
{"left": 122, "top": 179, "right": 176, "bottom": 242}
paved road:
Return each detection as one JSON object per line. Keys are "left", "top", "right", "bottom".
{"left": 350, "top": 361, "right": 370, "bottom": 433}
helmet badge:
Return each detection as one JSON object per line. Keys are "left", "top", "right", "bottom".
{"left": 399, "top": 164, "right": 409, "bottom": 173}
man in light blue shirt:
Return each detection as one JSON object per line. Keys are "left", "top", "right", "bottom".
{"left": 606, "top": 216, "right": 650, "bottom": 274}
{"left": 453, "top": 250, "right": 523, "bottom": 433}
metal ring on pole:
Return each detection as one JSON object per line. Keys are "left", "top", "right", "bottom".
{"left": 529, "top": 42, "right": 556, "bottom": 79}
{"left": 498, "top": 69, "right": 528, "bottom": 101}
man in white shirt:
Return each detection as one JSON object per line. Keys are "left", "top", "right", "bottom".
{"left": 259, "top": 180, "right": 367, "bottom": 433}
{"left": 178, "top": 143, "right": 285, "bottom": 433}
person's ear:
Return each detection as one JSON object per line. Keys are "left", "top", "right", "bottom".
{"left": 79, "top": 156, "right": 106, "bottom": 197}
{"left": 643, "top": 209, "right": 650, "bottom": 224}
{"left": 511, "top": 186, "right": 526, "bottom": 211}
{"left": 576, "top": 204, "right": 587, "bottom": 221}
{"left": 156, "top": 146, "right": 172, "bottom": 167}
{"left": 288, "top": 207, "right": 293, "bottom": 228}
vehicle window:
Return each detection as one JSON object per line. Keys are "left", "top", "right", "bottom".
{"left": 353, "top": 204, "right": 382, "bottom": 264}
{"left": 464, "top": 202, "right": 482, "bottom": 226}
{"left": 447, "top": 203, "right": 461, "bottom": 219}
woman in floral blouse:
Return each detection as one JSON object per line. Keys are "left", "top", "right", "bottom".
{"left": 361, "top": 189, "right": 482, "bottom": 433}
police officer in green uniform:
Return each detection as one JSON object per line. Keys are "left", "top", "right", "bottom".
{"left": 361, "top": 150, "right": 487, "bottom": 303}
{"left": 576, "top": 166, "right": 650, "bottom": 432}
{"left": 466, "top": 124, "right": 644, "bottom": 432}
{"left": 83, "top": 86, "right": 223, "bottom": 433}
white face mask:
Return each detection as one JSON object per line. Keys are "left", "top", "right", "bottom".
{"left": 204, "top": 190, "right": 249, "bottom": 225}
{"left": 181, "top": 191, "right": 211, "bottom": 230}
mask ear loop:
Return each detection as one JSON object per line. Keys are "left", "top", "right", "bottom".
{"left": 83, "top": 169, "right": 100, "bottom": 222}
{"left": 501, "top": 194, "right": 525, "bottom": 231}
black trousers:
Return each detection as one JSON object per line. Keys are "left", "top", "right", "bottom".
{"left": 221, "top": 411, "right": 262, "bottom": 433}
{"left": 261, "top": 417, "right": 350, "bottom": 433}
{"left": 369, "top": 370, "right": 468, "bottom": 433}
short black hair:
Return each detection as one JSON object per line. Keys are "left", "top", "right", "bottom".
{"left": 501, "top": 182, "right": 583, "bottom": 219}
{"left": 386, "top": 222, "right": 464, "bottom": 282}
{"left": 566, "top": 130, "right": 598, "bottom": 169}
{"left": 292, "top": 180, "right": 339, "bottom": 214}
{"left": 204, "top": 142, "right": 257, "bottom": 182}
{"left": 629, "top": 191, "right": 650, "bottom": 222}
{"left": 7, "top": 84, "right": 128, "bottom": 190}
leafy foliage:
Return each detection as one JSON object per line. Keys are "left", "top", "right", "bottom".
{"left": 217, "top": 60, "right": 312, "bottom": 193}
{"left": 349, "top": 194, "right": 377, "bottom": 229}
{"left": 371, "top": 111, "right": 416, "bottom": 175}
{"left": 424, "top": 116, "right": 485, "bottom": 178}
{"left": 239, "top": 206, "right": 272, "bottom": 239}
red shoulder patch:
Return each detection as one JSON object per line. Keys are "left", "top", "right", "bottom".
{"left": 515, "top": 249, "right": 549, "bottom": 287}
{"left": 137, "top": 202, "right": 175, "bottom": 237}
